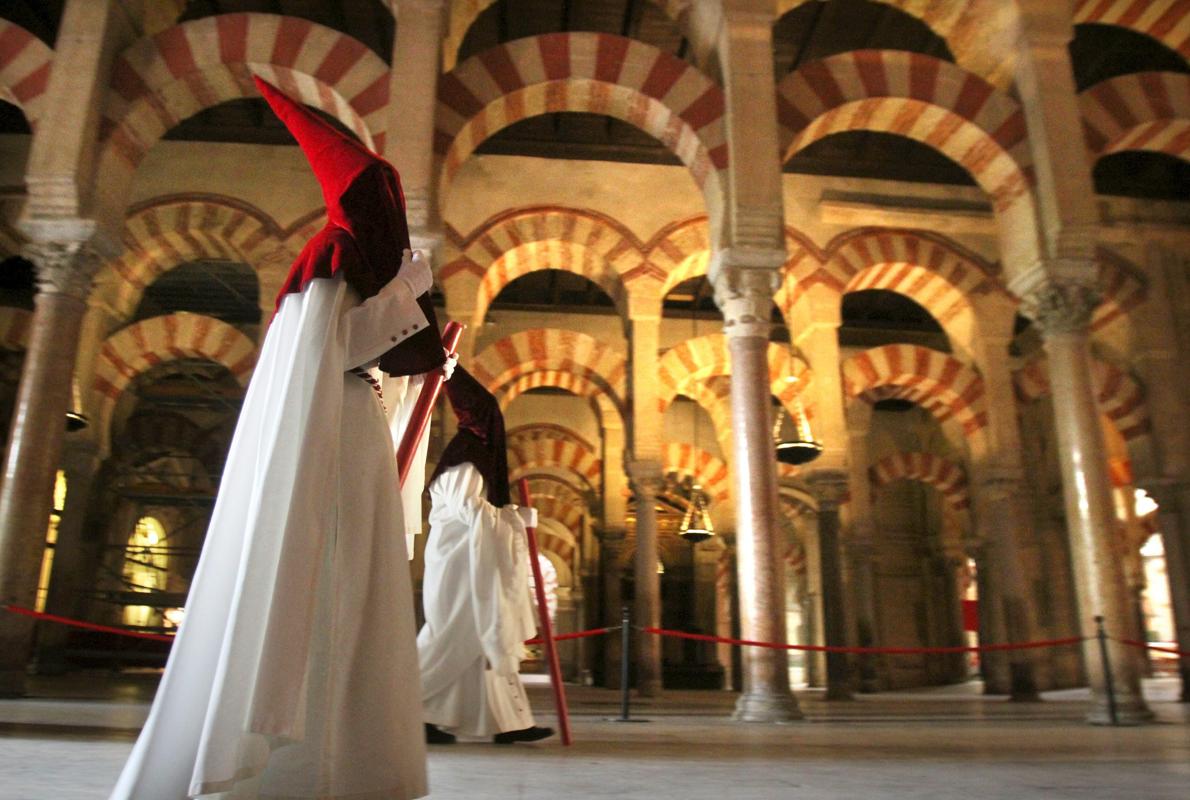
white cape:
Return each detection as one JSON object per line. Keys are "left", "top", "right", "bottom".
{"left": 418, "top": 464, "right": 538, "bottom": 738}
{"left": 111, "top": 274, "right": 430, "bottom": 800}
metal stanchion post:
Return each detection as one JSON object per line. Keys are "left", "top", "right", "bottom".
{"left": 610, "top": 605, "right": 648, "bottom": 723}
{"left": 1094, "top": 615, "right": 1119, "bottom": 726}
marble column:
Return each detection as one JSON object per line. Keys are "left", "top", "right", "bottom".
{"left": 843, "top": 408, "right": 880, "bottom": 691}
{"left": 37, "top": 439, "right": 101, "bottom": 674}
{"left": 800, "top": 516, "right": 826, "bottom": 688}
{"left": 628, "top": 461, "right": 663, "bottom": 696}
{"left": 0, "top": 242, "right": 98, "bottom": 696}
{"left": 808, "top": 471, "right": 853, "bottom": 700}
{"left": 1022, "top": 280, "right": 1152, "bottom": 724}
{"left": 601, "top": 535, "right": 625, "bottom": 689}
{"left": 1142, "top": 481, "right": 1190, "bottom": 701}
{"left": 713, "top": 261, "right": 802, "bottom": 722}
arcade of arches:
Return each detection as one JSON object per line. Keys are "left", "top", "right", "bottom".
{"left": 0, "top": 0, "right": 1187, "bottom": 731}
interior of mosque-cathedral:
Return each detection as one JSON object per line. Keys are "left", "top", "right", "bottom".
{"left": 0, "top": 0, "right": 1187, "bottom": 730}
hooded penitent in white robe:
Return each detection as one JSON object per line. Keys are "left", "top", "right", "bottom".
{"left": 418, "top": 464, "right": 539, "bottom": 738}
{"left": 109, "top": 270, "right": 430, "bottom": 800}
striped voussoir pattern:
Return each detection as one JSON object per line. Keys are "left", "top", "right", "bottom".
{"left": 435, "top": 33, "right": 728, "bottom": 197}
{"left": 499, "top": 369, "right": 623, "bottom": 427}
{"left": 664, "top": 442, "right": 731, "bottom": 506}
{"left": 0, "top": 20, "right": 52, "bottom": 127}
{"left": 92, "top": 313, "right": 256, "bottom": 454}
{"left": 524, "top": 496, "right": 581, "bottom": 561}
{"left": 1080, "top": 71, "right": 1190, "bottom": 161}
{"left": 507, "top": 432, "right": 603, "bottom": 495}
{"left": 1094, "top": 247, "right": 1149, "bottom": 331}
{"left": 507, "top": 422, "right": 597, "bottom": 453}
{"left": 1012, "top": 356, "right": 1151, "bottom": 441}
{"left": 98, "top": 13, "right": 390, "bottom": 192}
{"left": 0, "top": 307, "right": 31, "bottom": 351}
{"left": 525, "top": 475, "right": 588, "bottom": 513}
{"left": 869, "top": 451, "right": 971, "bottom": 513}
{"left": 842, "top": 344, "right": 988, "bottom": 438}
{"left": 776, "top": 50, "right": 1032, "bottom": 215}
{"left": 656, "top": 334, "right": 811, "bottom": 415}
{"left": 99, "top": 197, "right": 291, "bottom": 319}
{"left": 1074, "top": 0, "right": 1190, "bottom": 60}
{"left": 473, "top": 328, "right": 627, "bottom": 408}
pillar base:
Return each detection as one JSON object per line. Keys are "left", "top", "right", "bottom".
{"left": 1086, "top": 692, "right": 1154, "bottom": 726}
{"left": 1008, "top": 663, "right": 1041, "bottom": 702}
{"left": 1179, "top": 665, "right": 1189, "bottom": 703}
{"left": 0, "top": 668, "right": 27, "bottom": 698}
{"left": 732, "top": 689, "right": 804, "bottom": 722}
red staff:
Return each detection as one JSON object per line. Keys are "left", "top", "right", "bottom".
{"left": 396, "top": 320, "right": 464, "bottom": 487}
{"left": 517, "top": 478, "right": 574, "bottom": 746}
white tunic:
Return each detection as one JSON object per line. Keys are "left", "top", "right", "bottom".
{"left": 110, "top": 274, "right": 430, "bottom": 800}
{"left": 418, "top": 464, "right": 538, "bottom": 738}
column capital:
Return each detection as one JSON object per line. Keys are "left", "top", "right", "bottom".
{"left": 710, "top": 249, "right": 782, "bottom": 340}
{"left": 626, "top": 458, "right": 665, "bottom": 494}
{"left": 1018, "top": 278, "right": 1101, "bottom": 336}
{"left": 806, "top": 469, "right": 849, "bottom": 509}
{"left": 22, "top": 241, "right": 102, "bottom": 301}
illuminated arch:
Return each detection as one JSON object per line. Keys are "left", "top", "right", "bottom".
{"left": 869, "top": 451, "right": 970, "bottom": 514}
{"left": 0, "top": 20, "right": 53, "bottom": 127}
{"left": 1080, "top": 72, "right": 1190, "bottom": 163}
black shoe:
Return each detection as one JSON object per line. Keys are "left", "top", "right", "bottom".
{"left": 493, "top": 726, "right": 555, "bottom": 744}
{"left": 425, "top": 723, "right": 456, "bottom": 744}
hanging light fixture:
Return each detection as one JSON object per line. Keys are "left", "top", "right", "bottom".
{"left": 678, "top": 482, "right": 715, "bottom": 544}
{"left": 773, "top": 393, "right": 822, "bottom": 466}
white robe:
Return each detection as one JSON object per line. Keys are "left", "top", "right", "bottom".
{"left": 418, "top": 465, "right": 538, "bottom": 738}
{"left": 110, "top": 274, "right": 430, "bottom": 800}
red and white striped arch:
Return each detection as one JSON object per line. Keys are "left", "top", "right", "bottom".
{"left": 507, "top": 430, "right": 603, "bottom": 493}
{"left": 669, "top": 377, "right": 733, "bottom": 454}
{"left": 473, "top": 328, "right": 627, "bottom": 408}
{"left": 1074, "top": 0, "right": 1190, "bottom": 62}
{"left": 524, "top": 474, "right": 589, "bottom": 509}
{"left": 507, "top": 422, "right": 596, "bottom": 453}
{"left": 1094, "top": 246, "right": 1148, "bottom": 331}
{"left": 776, "top": 51, "right": 1033, "bottom": 220}
{"left": 657, "top": 334, "right": 812, "bottom": 414}
{"left": 91, "top": 313, "right": 256, "bottom": 455}
{"left": 435, "top": 33, "right": 727, "bottom": 209}
{"left": 1080, "top": 71, "right": 1190, "bottom": 163}
{"left": 1013, "top": 355, "right": 1151, "bottom": 441}
{"left": 498, "top": 368, "right": 623, "bottom": 425}
{"left": 842, "top": 344, "right": 988, "bottom": 441}
{"left": 0, "top": 20, "right": 52, "bottom": 127}
{"left": 0, "top": 307, "right": 31, "bottom": 351}
{"left": 97, "top": 196, "right": 292, "bottom": 320}
{"left": 869, "top": 451, "right": 970, "bottom": 514}
{"left": 653, "top": 217, "right": 712, "bottom": 297}
{"left": 96, "top": 14, "right": 390, "bottom": 217}
{"left": 531, "top": 504, "right": 580, "bottom": 567}
{"left": 664, "top": 442, "right": 730, "bottom": 505}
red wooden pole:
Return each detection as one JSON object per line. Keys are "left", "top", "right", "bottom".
{"left": 397, "top": 321, "right": 464, "bottom": 488}
{"left": 517, "top": 478, "right": 573, "bottom": 745}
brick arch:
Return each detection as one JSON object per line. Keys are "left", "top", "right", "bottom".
{"left": 524, "top": 474, "right": 589, "bottom": 508}
{"left": 841, "top": 344, "right": 988, "bottom": 445}
{"left": 0, "top": 307, "right": 31, "bottom": 350}
{"left": 0, "top": 20, "right": 52, "bottom": 127}
{"left": 91, "top": 314, "right": 256, "bottom": 455}
{"left": 435, "top": 33, "right": 727, "bottom": 214}
{"left": 776, "top": 50, "right": 1037, "bottom": 267}
{"left": 525, "top": 494, "right": 583, "bottom": 548}
{"left": 499, "top": 368, "right": 623, "bottom": 427}
{"left": 657, "top": 334, "right": 812, "bottom": 414}
{"left": 870, "top": 451, "right": 970, "bottom": 514}
{"left": 1080, "top": 72, "right": 1190, "bottom": 163}
{"left": 668, "top": 380, "right": 733, "bottom": 455}
{"left": 1013, "top": 355, "right": 1150, "bottom": 441}
{"left": 1095, "top": 246, "right": 1148, "bottom": 331}
{"left": 96, "top": 13, "right": 390, "bottom": 220}
{"left": 507, "top": 433, "right": 602, "bottom": 493}
{"left": 473, "top": 328, "right": 627, "bottom": 409}
{"left": 1074, "top": 0, "right": 1190, "bottom": 62}
{"left": 653, "top": 217, "right": 712, "bottom": 297}
{"left": 663, "top": 442, "right": 730, "bottom": 505}
{"left": 97, "top": 196, "right": 292, "bottom": 321}
{"left": 476, "top": 241, "right": 627, "bottom": 322}
{"left": 506, "top": 422, "right": 595, "bottom": 453}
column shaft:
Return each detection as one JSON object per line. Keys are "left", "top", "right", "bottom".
{"left": 809, "top": 473, "right": 852, "bottom": 699}
{"left": 629, "top": 469, "right": 663, "bottom": 696}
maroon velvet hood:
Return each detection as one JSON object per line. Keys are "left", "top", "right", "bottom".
{"left": 255, "top": 77, "right": 444, "bottom": 376}
{"left": 430, "top": 366, "right": 511, "bottom": 507}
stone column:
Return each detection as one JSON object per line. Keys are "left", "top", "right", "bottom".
{"left": 0, "top": 242, "right": 98, "bottom": 696}
{"left": 1021, "top": 281, "right": 1152, "bottom": 723}
{"left": 37, "top": 439, "right": 101, "bottom": 674}
{"left": 1142, "top": 481, "right": 1190, "bottom": 700}
{"left": 628, "top": 461, "right": 663, "bottom": 696}
{"left": 800, "top": 514, "right": 826, "bottom": 688}
{"left": 715, "top": 547, "right": 736, "bottom": 690}
{"left": 941, "top": 549, "right": 973, "bottom": 682}
{"left": 712, "top": 260, "right": 801, "bottom": 722}
{"left": 601, "top": 535, "right": 625, "bottom": 688}
{"left": 807, "top": 471, "right": 853, "bottom": 700}
{"left": 972, "top": 539, "right": 1011, "bottom": 693}
{"left": 844, "top": 406, "right": 880, "bottom": 691}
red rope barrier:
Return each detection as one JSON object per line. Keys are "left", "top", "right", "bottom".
{"left": 642, "top": 626, "right": 1086, "bottom": 655}
{"left": 1117, "top": 638, "right": 1190, "bottom": 657}
{"left": 2, "top": 605, "right": 175, "bottom": 642}
{"left": 525, "top": 626, "right": 613, "bottom": 646}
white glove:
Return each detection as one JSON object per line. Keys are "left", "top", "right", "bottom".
{"left": 395, "top": 248, "right": 433, "bottom": 297}
{"left": 516, "top": 506, "right": 538, "bottom": 530}
{"left": 442, "top": 352, "right": 458, "bottom": 381}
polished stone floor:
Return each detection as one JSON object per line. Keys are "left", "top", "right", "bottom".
{"left": 1, "top": 675, "right": 1187, "bottom": 799}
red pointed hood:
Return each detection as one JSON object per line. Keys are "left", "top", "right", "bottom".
{"left": 256, "top": 77, "right": 444, "bottom": 376}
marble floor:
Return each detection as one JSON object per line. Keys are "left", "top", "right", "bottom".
{"left": 1, "top": 676, "right": 1187, "bottom": 799}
